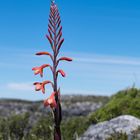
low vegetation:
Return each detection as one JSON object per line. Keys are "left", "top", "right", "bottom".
{"left": 106, "top": 127, "right": 140, "bottom": 140}
{"left": 89, "top": 88, "right": 140, "bottom": 123}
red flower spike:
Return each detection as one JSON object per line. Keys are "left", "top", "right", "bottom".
{"left": 44, "top": 92, "right": 57, "bottom": 108}
{"left": 57, "top": 69, "right": 66, "bottom": 77}
{"left": 33, "top": 1, "right": 72, "bottom": 139}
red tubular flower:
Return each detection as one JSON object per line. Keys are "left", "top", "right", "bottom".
{"left": 32, "top": 64, "right": 52, "bottom": 77}
{"left": 56, "top": 26, "right": 62, "bottom": 39}
{"left": 36, "top": 52, "right": 53, "bottom": 61}
{"left": 56, "top": 57, "right": 72, "bottom": 66}
{"left": 46, "top": 35, "right": 53, "bottom": 47}
{"left": 57, "top": 32, "right": 62, "bottom": 45}
{"left": 44, "top": 92, "right": 57, "bottom": 108}
{"left": 57, "top": 69, "right": 66, "bottom": 77}
{"left": 33, "top": 81, "right": 53, "bottom": 94}
{"left": 48, "top": 29, "right": 53, "bottom": 40}
{"left": 57, "top": 38, "right": 64, "bottom": 53}
{"left": 58, "top": 57, "right": 72, "bottom": 62}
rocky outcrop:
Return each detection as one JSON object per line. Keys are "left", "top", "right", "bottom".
{"left": 62, "top": 101, "right": 102, "bottom": 116}
{"left": 80, "top": 115, "right": 140, "bottom": 140}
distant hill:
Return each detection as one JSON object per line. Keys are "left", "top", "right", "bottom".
{"left": 0, "top": 95, "right": 109, "bottom": 119}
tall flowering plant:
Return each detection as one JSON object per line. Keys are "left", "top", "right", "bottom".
{"left": 32, "top": 1, "right": 72, "bottom": 140}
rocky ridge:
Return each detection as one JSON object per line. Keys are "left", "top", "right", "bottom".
{"left": 0, "top": 95, "right": 109, "bottom": 119}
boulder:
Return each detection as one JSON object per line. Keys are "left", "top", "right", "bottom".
{"left": 80, "top": 115, "right": 140, "bottom": 140}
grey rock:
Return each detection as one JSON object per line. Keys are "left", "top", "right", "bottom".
{"left": 80, "top": 115, "right": 140, "bottom": 140}
{"left": 62, "top": 102, "right": 102, "bottom": 117}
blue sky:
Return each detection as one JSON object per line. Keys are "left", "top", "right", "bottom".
{"left": 0, "top": 0, "right": 140, "bottom": 100}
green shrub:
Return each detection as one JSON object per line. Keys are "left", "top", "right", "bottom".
{"left": 106, "top": 132, "right": 128, "bottom": 140}
{"left": 9, "top": 113, "right": 29, "bottom": 140}
{"left": 89, "top": 88, "right": 140, "bottom": 123}
{"left": 0, "top": 118, "right": 10, "bottom": 140}
{"left": 61, "top": 116, "right": 90, "bottom": 140}
{"left": 28, "top": 114, "right": 53, "bottom": 140}
{"left": 106, "top": 129, "right": 140, "bottom": 140}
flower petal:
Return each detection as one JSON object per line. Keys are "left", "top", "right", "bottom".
{"left": 33, "top": 82, "right": 42, "bottom": 91}
{"left": 41, "top": 64, "right": 50, "bottom": 68}
{"left": 41, "top": 84, "right": 45, "bottom": 94}
{"left": 44, "top": 92, "right": 57, "bottom": 108}
{"left": 43, "top": 80, "right": 52, "bottom": 85}
{"left": 32, "top": 66, "right": 42, "bottom": 77}
{"left": 44, "top": 100, "right": 49, "bottom": 107}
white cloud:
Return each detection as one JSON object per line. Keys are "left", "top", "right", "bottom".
{"left": 7, "top": 83, "right": 33, "bottom": 91}
{"left": 61, "top": 89, "right": 111, "bottom": 96}
{"left": 74, "top": 55, "right": 140, "bottom": 66}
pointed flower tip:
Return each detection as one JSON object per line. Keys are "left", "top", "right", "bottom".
{"left": 57, "top": 69, "right": 66, "bottom": 77}
{"left": 51, "top": 0, "right": 56, "bottom": 5}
